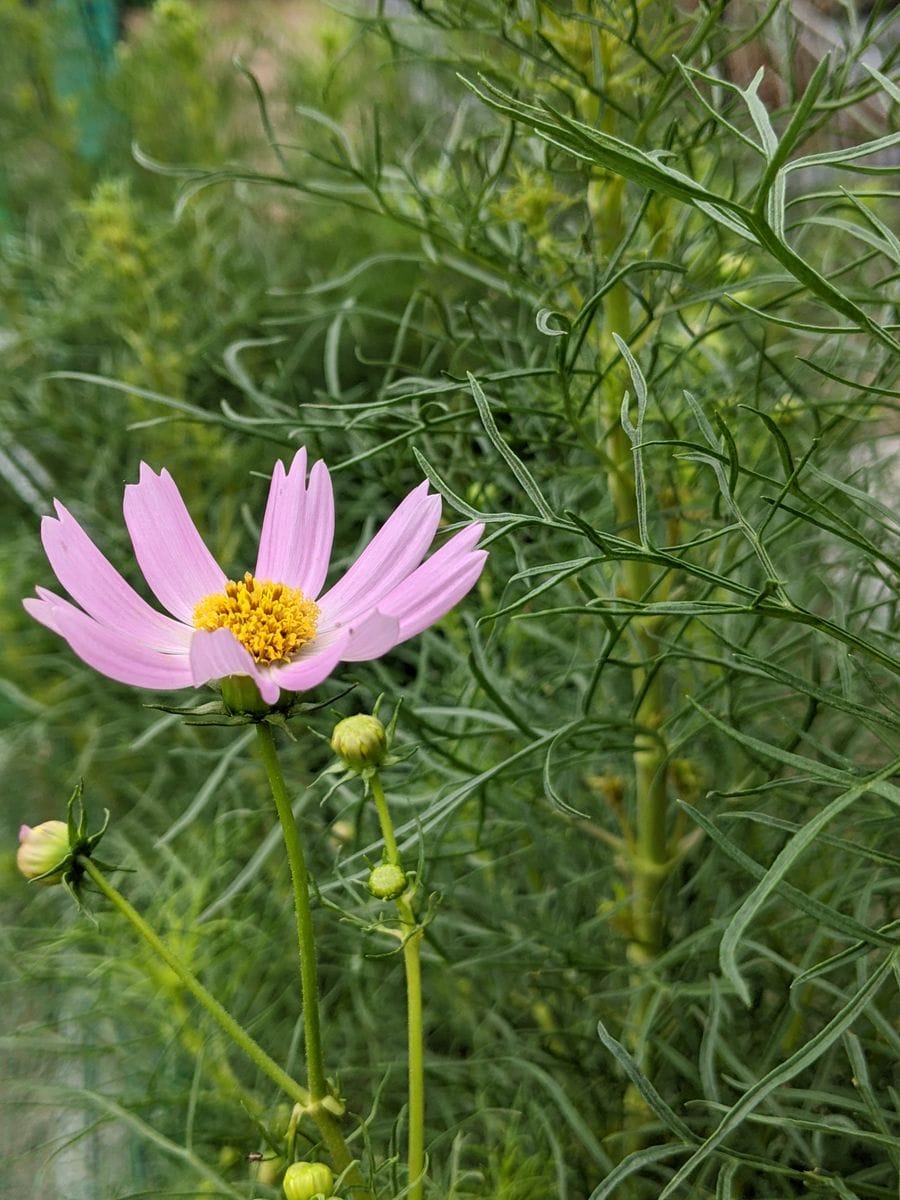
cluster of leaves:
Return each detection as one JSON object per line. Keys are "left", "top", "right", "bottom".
{"left": 2, "top": 1, "right": 898, "bottom": 1198}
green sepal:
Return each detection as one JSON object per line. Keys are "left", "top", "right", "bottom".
{"left": 31, "top": 783, "right": 124, "bottom": 913}
{"left": 66, "top": 779, "right": 86, "bottom": 846}
{"left": 278, "top": 682, "right": 357, "bottom": 718}
{"left": 84, "top": 807, "right": 111, "bottom": 854}
{"left": 62, "top": 873, "right": 98, "bottom": 924}
{"left": 261, "top": 711, "right": 297, "bottom": 740}
{"left": 144, "top": 699, "right": 255, "bottom": 725}
{"left": 144, "top": 683, "right": 356, "bottom": 726}
{"left": 28, "top": 857, "right": 73, "bottom": 885}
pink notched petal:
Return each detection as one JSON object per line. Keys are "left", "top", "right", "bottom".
{"left": 254, "top": 450, "right": 335, "bottom": 598}
{"left": 296, "top": 460, "right": 334, "bottom": 598}
{"left": 380, "top": 523, "right": 487, "bottom": 641}
{"left": 254, "top": 450, "right": 307, "bottom": 584}
{"left": 24, "top": 586, "right": 63, "bottom": 634}
{"left": 33, "top": 594, "right": 193, "bottom": 690}
{"left": 317, "top": 482, "right": 442, "bottom": 625}
{"left": 123, "top": 464, "right": 226, "bottom": 623}
{"left": 189, "top": 628, "right": 280, "bottom": 705}
{"left": 41, "top": 502, "right": 191, "bottom": 652}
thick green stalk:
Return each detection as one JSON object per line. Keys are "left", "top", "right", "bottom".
{"left": 591, "top": 176, "right": 670, "bottom": 963}
{"left": 78, "top": 855, "right": 311, "bottom": 1108}
{"left": 370, "top": 772, "right": 426, "bottom": 1200}
{"left": 630, "top": 659, "right": 668, "bottom": 961}
{"left": 254, "top": 723, "right": 370, "bottom": 1196}
{"left": 588, "top": 92, "right": 675, "bottom": 1174}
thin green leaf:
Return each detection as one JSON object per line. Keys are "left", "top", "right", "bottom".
{"left": 722, "top": 808, "right": 900, "bottom": 867}
{"left": 678, "top": 802, "right": 898, "bottom": 951}
{"left": 596, "top": 1019, "right": 697, "bottom": 1142}
{"left": 753, "top": 55, "right": 831, "bottom": 209}
{"left": 467, "top": 372, "right": 556, "bottom": 519}
{"left": 588, "top": 1145, "right": 687, "bottom": 1200}
{"left": 787, "top": 130, "right": 900, "bottom": 173}
{"left": 731, "top": 653, "right": 899, "bottom": 734}
{"left": 613, "top": 334, "right": 650, "bottom": 547}
{"left": 713, "top": 753, "right": 900, "bottom": 1003}
{"left": 657, "top": 952, "right": 896, "bottom": 1197}
{"left": 739, "top": 68, "right": 779, "bottom": 160}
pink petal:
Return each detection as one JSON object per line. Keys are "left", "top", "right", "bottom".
{"left": 380, "top": 524, "right": 487, "bottom": 641}
{"left": 188, "top": 628, "right": 280, "bottom": 705}
{"left": 341, "top": 610, "right": 402, "bottom": 662}
{"left": 272, "top": 629, "right": 350, "bottom": 692}
{"left": 41, "top": 502, "right": 191, "bottom": 652}
{"left": 295, "top": 460, "right": 334, "bottom": 597}
{"left": 30, "top": 593, "right": 193, "bottom": 690}
{"left": 255, "top": 450, "right": 307, "bottom": 583}
{"left": 317, "top": 483, "right": 442, "bottom": 626}
{"left": 254, "top": 451, "right": 335, "bottom": 598}
{"left": 24, "top": 587, "right": 63, "bottom": 634}
{"left": 123, "top": 464, "right": 226, "bottom": 623}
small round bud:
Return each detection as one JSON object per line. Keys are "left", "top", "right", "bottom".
{"left": 367, "top": 862, "right": 406, "bottom": 900}
{"left": 330, "top": 714, "right": 387, "bottom": 772}
{"left": 283, "top": 1161, "right": 335, "bottom": 1200}
{"left": 16, "top": 821, "right": 70, "bottom": 884}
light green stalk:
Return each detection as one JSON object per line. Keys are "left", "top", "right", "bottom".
{"left": 586, "top": 44, "right": 673, "bottom": 1167}
{"left": 78, "top": 855, "right": 311, "bottom": 1109}
{"left": 254, "top": 722, "right": 371, "bottom": 1197}
{"left": 370, "top": 772, "right": 426, "bottom": 1200}
{"left": 589, "top": 170, "right": 670, "bottom": 965}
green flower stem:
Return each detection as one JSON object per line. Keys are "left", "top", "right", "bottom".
{"left": 255, "top": 721, "right": 326, "bottom": 1101}
{"left": 370, "top": 771, "right": 426, "bottom": 1200}
{"left": 401, "top": 922, "right": 425, "bottom": 1200}
{"left": 77, "top": 855, "right": 310, "bottom": 1109}
{"left": 370, "top": 770, "right": 400, "bottom": 864}
{"left": 254, "top": 723, "right": 370, "bottom": 1196}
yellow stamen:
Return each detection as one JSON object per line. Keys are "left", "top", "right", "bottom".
{"left": 193, "top": 572, "right": 319, "bottom": 665}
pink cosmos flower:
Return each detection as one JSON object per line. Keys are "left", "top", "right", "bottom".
{"left": 25, "top": 449, "right": 487, "bottom": 706}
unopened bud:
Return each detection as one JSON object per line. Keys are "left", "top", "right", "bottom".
{"left": 283, "top": 1161, "right": 334, "bottom": 1200}
{"left": 330, "top": 714, "right": 386, "bottom": 772}
{"left": 367, "top": 862, "right": 406, "bottom": 900}
{"left": 16, "top": 821, "right": 70, "bottom": 884}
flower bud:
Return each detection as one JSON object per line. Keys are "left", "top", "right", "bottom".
{"left": 367, "top": 862, "right": 406, "bottom": 900}
{"left": 16, "top": 821, "right": 70, "bottom": 884}
{"left": 330, "top": 714, "right": 386, "bottom": 772}
{"left": 283, "top": 1161, "right": 334, "bottom": 1200}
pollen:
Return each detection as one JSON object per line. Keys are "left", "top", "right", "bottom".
{"left": 193, "top": 573, "right": 319, "bottom": 665}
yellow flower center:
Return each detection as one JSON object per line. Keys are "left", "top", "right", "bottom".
{"left": 193, "top": 573, "right": 319, "bottom": 665}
